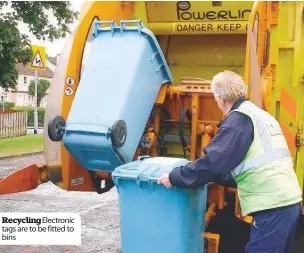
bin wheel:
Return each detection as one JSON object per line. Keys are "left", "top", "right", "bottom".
{"left": 48, "top": 115, "right": 66, "bottom": 142}
{"left": 111, "top": 120, "right": 127, "bottom": 148}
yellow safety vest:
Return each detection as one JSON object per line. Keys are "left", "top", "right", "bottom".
{"left": 230, "top": 100, "right": 302, "bottom": 216}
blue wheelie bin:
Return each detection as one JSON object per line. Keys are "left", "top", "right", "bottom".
{"left": 59, "top": 20, "right": 173, "bottom": 173}
{"left": 112, "top": 156, "right": 208, "bottom": 253}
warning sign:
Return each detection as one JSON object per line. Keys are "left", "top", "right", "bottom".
{"left": 30, "top": 45, "right": 46, "bottom": 71}
{"left": 173, "top": 21, "right": 248, "bottom": 34}
{"left": 65, "top": 87, "right": 74, "bottom": 96}
{"left": 65, "top": 77, "right": 75, "bottom": 86}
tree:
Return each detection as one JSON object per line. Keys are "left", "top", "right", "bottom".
{"left": 0, "top": 1, "right": 78, "bottom": 89}
{"left": 28, "top": 79, "right": 51, "bottom": 107}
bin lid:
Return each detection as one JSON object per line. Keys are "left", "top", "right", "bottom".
{"left": 112, "top": 156, "right": 189, "bottom": 182}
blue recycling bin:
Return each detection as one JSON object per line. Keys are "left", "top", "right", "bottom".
{"left": 62, "top": 20, "right": 173, "bottom": 173}
{"left": 112, "top": 156, "right": 207, "bottom": 253}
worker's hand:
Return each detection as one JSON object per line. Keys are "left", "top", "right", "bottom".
{"left": 157, "top": 173, "right": 173, "bottom": 189}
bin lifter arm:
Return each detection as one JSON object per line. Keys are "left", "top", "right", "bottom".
{"left": 0, "top": 164, "right": 48, "bottom": 195}
{"left": 0, "top": 164, "right": 115, "bottom": 195}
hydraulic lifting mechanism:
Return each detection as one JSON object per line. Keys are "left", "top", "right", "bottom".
{"left": 1, "top": 1, "right": 304, "bottom": 253}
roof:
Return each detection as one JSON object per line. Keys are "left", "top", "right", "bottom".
{"left": 48, "top": 57, "right": 57, "bottom": 66}
{"left": 16, "top": 63, "right": 53, "bottom": 78}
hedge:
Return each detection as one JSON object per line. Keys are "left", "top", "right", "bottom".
{"left": 0, "top": 102, "right": 15, "bottom": 110}
{"left": 12, "top": 106, "right": 45, "bottom": 127}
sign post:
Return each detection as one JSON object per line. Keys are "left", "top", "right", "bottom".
{"left": 29, "top": 45, "right": 46, "bottom": 134}
{"left": 1, "top": 92, "right": 4, "bottom": 112}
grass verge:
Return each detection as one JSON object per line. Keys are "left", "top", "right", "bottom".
{"left": 0, "top": 134, "right": 43, "bottom": 158}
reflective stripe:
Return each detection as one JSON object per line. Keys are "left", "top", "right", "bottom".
{"left": 245, "top": 107, "right": 280, "bottom": 152}
{"left": 255, "top": 117, "right": 272, "bottom": 152}
{"left": 231, "top": 148, "right": 291, "bottom": 177}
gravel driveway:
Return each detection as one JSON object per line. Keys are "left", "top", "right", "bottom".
{"left": 0, "top": 153, "right": 121, "bottom": 253}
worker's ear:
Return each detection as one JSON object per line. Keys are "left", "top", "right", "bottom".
{"left": 214, "top": 93, "right": 220, "bottom": 102}
{"left": 217, "top": 96, "right": 225, "bottom": 107}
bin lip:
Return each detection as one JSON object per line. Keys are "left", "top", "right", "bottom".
{"left": 112, "top": 156, "right": 190, "bottom": 182}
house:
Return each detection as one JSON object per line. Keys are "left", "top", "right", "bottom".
{"left": 0, "top": 58, "right": 57, "bottom": 108}
{"left": 47, "top": 56, "right": 58, "bottom": 72}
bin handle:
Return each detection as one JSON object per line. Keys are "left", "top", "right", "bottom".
{"left": 120, "top": 20, "right": 144, "bottom": 30}
{"left": 137, "top": 155, "right": 151, "bottom": 161}
{"left": 93, "top": 20, "right": 118, "bottom": 37}
{"left": 120, "top": 20, "right": 144, "bottom": 36}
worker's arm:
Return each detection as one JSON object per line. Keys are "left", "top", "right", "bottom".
{"left": 168, "top": 112, "right": 254, "bottom": 189}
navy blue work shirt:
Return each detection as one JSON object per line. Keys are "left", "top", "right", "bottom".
{"left": 169, "top": 97, "right": 254, "bottom": 189}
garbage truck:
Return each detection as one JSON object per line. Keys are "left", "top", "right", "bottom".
{"left": 1, "top": 1, "right": 304, "bottom": 252}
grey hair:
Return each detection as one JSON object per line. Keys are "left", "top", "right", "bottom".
{"left": 211, "top": 70, "right": 247, "bottom": 101}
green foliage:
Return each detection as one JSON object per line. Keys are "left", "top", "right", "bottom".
{"left": 0, "top": 102, "right": 15, "bottom": 110}
{"left": 0, "top": 13, "right": 32, "bottom": 89}
{"left": 0, "top": 1, "right": 79, "bottom": 89}
{"left": 28, "top": 79, "right": 50, "bottom": 107}
{"left": 12, "top": 106, "right": 45, "bottom": 126}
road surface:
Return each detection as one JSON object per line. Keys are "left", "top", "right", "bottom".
{"left": 0, "top": 154, "right": 121, "bottom": 253}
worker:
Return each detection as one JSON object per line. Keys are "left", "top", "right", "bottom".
{"left": 158, "top": 70, "right": 302, "bottom": 253}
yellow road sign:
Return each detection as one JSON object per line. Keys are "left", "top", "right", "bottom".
{"left": 30, "top": 45, "right": 46, "bottom": 71}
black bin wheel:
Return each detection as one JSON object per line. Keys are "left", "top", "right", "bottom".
{"left": 48, "top": 115, "right": 66, "bottom": 142}
{"left": 111, "top": 120, "right": 127, "bottom": 148}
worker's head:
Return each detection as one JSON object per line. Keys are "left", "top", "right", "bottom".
{"left": 211, "top": 70, "right": 247, "bottom": 114}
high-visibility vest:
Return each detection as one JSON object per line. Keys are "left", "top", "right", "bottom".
{"left": 229, "top": 100, "right": 302, "bottom": 216}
